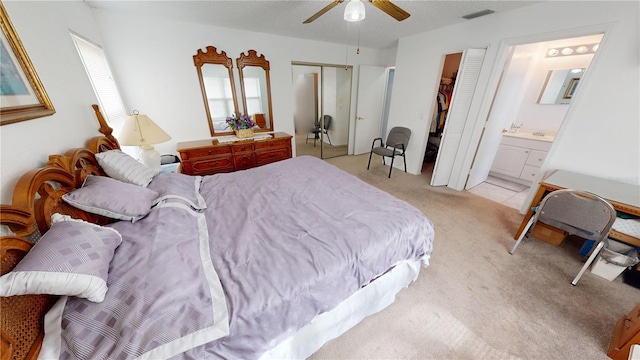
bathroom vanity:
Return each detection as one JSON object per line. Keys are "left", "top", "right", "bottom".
{"left": 489, "top": 132, "right": 553, "bottom": 186}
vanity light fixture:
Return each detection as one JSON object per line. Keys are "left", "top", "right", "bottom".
{"left": 576, "top": 45, "right": 588, "bottom": 54}
{"left": 344, "top": 0, "right": 365, "bottom": 22}
{"left": 546, "top": 43, "right": 600, "bottom": 57}
{"left": 561, "top": 47, "right": 574, "bottom": 55}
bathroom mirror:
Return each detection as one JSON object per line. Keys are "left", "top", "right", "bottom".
{"left": 237, "top": 50, "right": 273, "bottom": 131}
{"left": 194, "top": 46, "right": 239, "bottom": 136}
{"left": 538, "top": 68, "right": 585, "bottom": 105}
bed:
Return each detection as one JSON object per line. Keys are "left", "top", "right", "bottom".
{"left": 0, "top": 105, "right": 434, "bottom": 360}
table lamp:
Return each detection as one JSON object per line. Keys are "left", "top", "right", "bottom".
{"left": 118, "top": 110, "right": 171, "bottom": 172}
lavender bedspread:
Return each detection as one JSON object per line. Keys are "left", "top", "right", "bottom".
{"left": 43, "top": 155, "right": 434, "bottom": 359}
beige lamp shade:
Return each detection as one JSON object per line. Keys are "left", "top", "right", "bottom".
{"left": 119, "top": 113, "right": 171, "bottom": 146}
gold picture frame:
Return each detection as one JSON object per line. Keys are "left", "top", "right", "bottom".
{"left": 0, "top": 1, "right": 54, "bottom": 125}
{"left": 563, "top": 78, "right": 580, "bottom": 100}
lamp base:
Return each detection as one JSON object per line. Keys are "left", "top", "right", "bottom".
{"left": 138, "top": 145, "right": 162, "bottom": 173}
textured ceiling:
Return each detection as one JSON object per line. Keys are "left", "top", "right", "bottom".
{"left": 86, "top": 0, "right": 542, "bottom": 49}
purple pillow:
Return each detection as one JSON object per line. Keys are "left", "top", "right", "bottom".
{"left": 62, "top": 175, "right": 158, "bottom": 222}
{"left": 0, "top": 214, "right": 122, "bottom": 303}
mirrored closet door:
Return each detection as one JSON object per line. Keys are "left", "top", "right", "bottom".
{"left": 292, "top": 63, "right": 351, "bottom": 159}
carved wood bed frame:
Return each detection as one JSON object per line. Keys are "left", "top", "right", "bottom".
{"left": 0, "top": 105, "right": 119, "bottom": 360}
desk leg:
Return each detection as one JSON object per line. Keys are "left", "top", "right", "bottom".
{"left": 514, "top": 186, "right": 547, "bottom": 240}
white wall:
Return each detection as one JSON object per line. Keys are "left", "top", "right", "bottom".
{"left": 513, "top": 34, "right": 602, "bottom": 133}
{"left": 292, "top": 65, "right": 320, "bottom": 134}
{"left": 91, "top": 8, "right": 393, "bottom": 157}
{"left": 0, "top": 2, "right": 104, "bottom": 203}
{"left": 0, "top": 3, "right": 393, "bottom": 202}
{"left": 389, "top": 1, "right": 639, "bottom": 185}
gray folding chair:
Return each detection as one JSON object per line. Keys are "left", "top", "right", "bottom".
{"left": 306, "top": 115, "right": 332, "bottom": 147}
{"left": 509, "top": 189, "right": 616, "bottom": 285}
{"left": 367, "top": 126, "right": 411, "bottom": 178}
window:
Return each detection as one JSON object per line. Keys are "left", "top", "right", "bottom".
{"left": 243, "top": 77, "right": 263, "bottom": 115}
{"left": 203, "top": 77, "right": 236, "bottom": 120}
{"left": 70, "top": 32, "right": 128, "bottom": 135}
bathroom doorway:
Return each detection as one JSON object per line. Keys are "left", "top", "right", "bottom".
{"left": 466, "top": 33, "right": 604, "bottom": 211}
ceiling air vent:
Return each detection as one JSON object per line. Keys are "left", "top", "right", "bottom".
{"left": 462, "top": 9, "right": 495, "bottom": 20}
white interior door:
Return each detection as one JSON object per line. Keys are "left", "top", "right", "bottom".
{"left": 353, "top": 65, "right": 386, "bottom": 155}
{"left": 465, "top": 48, "right": 518, "bottom": 189}
{"left": 431, "top": 48, "right": 487, "bottom": 186}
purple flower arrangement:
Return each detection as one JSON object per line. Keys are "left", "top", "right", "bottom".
{"left": 225, "top": 114, "right": 255, "bottom": 130}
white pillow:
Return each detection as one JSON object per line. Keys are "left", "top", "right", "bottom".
{"left": 95, "top": 150, "right": 156, "bottom": 187}
{"left": 0, "top": 214, "right": 122, "bottom": 303}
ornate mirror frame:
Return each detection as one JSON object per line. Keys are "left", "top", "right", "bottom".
{"left": 193, "top": 46, "right": 239, "bottom": 136}
{"left": 236, "top": 50, "right": 274, "bottom": 132}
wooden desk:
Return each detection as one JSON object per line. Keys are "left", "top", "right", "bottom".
{"left": 514, "top": 170, "right": 640, "bottom": 247}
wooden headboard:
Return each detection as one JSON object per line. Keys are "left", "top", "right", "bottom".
{"left": 0, "top": 105, "right": 119, "bottom": 360}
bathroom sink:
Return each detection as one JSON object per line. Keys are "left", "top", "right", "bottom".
{"left": 503, "top": 131, "right": 555, "bottom": 142}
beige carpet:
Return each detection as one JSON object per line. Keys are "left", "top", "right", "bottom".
{"left": 295, "top": 133, "right": 348, "bottom": 159}
{"left": 307, "top": 154, "right": 638, "bottom": 360}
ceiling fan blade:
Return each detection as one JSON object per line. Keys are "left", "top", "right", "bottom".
{"left": 303, "top": 0, "right": 344, "bottom": 24}
{"left": 368, "top": 0, "right": 410, "bottom": 21}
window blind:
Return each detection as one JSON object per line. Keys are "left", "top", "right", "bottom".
{"left": 70, "top": 33, "right": 127, "bottom": 135}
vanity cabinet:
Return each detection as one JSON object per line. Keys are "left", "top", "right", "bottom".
{"left": 490, "top": 136, "right": 551, "bottom": 185}
{"left": 177, "top": 132, "right": 292, "bottom": 176}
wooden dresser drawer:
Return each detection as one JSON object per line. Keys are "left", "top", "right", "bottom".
{"left": 231, "top": 143, "right": 255, "bottom": 153}
{"left": 255, "top": 139, "right": 290, "bottom": 150}
{"left": 234, "top": 154, "right": 256, "bottom": 170}
{"left": 256, "top": 148, "right": 291, "bottom": 166}
{"left": 186, "top": 156, "right": 234, "bottom": 175}
{"left": 181, "top": 146, "right": 231, "bottom": 160}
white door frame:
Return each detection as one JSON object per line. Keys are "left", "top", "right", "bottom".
{"left": 430, "top": 48, "right": 487, "bottom": 187}
{"left": 441, "top": 23, "right": 616, "bottom": 195}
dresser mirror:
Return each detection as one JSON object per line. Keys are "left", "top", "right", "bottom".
{"left": 236, "top": 50, "right": 273, "bottom": 131}
{"left": 194, "top": 46, "right": 239, "bottom": 136}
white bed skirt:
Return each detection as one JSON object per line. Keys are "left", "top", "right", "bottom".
{"left": 261, "top": 256, "right": 429, "bottom": 359}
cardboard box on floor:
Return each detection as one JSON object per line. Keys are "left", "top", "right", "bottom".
{"left": 530, "top": 222, "right": 567, "bottom": 246}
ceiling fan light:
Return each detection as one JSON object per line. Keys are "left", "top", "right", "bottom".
{"left": 344, "top": 0, "right": 366, "bottom": 22}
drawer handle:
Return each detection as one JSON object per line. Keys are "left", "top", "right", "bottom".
{"left": 208, "top": 150, "right": 212, "bottom": 154}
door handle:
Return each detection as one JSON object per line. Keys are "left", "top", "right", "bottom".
{"left": 356, "top": 116, "right": 364, "bottom": 121}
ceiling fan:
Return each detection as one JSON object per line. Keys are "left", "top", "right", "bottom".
{"left": 303, "top": 0, "right": 410, "bottom": 24}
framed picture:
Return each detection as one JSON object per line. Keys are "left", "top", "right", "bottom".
{"left": 0, "top": 2, "right": 54, "bottom": 126}
{"left": 563, "top": 78, "right": 580, "bottom": 100}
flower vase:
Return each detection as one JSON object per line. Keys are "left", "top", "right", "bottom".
{"left": 235, "top": 128, "right": 254, "bottom": 139}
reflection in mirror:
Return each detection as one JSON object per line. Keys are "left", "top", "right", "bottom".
{"left": 538, "top": 68, "right": 585, "bottom": 105}
{"left": 237, "top": 50, "right": 273, "bottom": 132}
{"left": 194, "top": 46, "right": 239, "bottom": 136}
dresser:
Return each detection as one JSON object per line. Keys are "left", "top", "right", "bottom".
{"left": 177, "top": 132, "right": 292, "bottom": 176}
